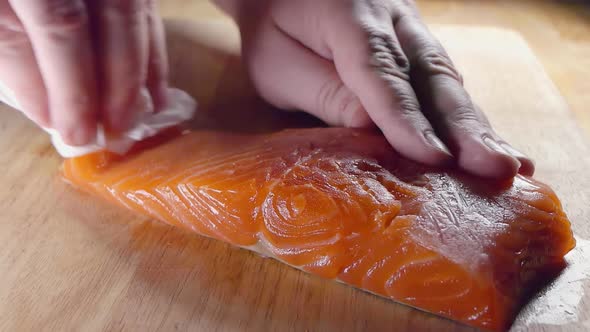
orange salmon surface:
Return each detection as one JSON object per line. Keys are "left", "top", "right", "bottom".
{"left": 62, "top": 128, "right": 575, "bottom": 331}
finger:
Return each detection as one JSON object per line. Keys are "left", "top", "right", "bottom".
{"left": 92, "top": 0, "right": 150, "bottom": 131}
{"left": 145, "top": 0, "right": 168, "bottom": 111}
{"left": 244, "top": 19, "right": 371, "bottom": 128}
{"left": 468, "top": 105, "right": 535, "bottom": 176}
{"left": 0, "top": 1, "right": 49, "bottom": 126}
{"left": 394, "top": 10, "right": 522, "bottom": 178}
{"left": 498, "top": 143, "right": 535, "bottom": 176}
{"left": 10, "top": 0, "right": 98, "bottom": 145}
{"left": 323, "top": 9, "right": 453, "bottom": 166}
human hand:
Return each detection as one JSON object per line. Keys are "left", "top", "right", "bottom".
{"left": 215, "top": 0, "right": 534, "bottom": 178}
{"left": 0, "top": 0, "right": 168, "bottom": 145}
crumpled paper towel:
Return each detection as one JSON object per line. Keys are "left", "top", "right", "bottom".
{"left": 0, "top": 81, "right": 196, "bottom": 158}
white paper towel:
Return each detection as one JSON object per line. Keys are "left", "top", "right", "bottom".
{"left": 0, "top": 81, "right": 196, "bottom": 158}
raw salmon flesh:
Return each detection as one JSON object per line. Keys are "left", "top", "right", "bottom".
{"left": 62, "top": 128, "right": 575, "bottom": 330}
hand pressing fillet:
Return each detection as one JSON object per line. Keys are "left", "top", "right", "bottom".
{"left": 0, "top": 0, "right": 168, "bottom": 144}
{"left": 214, "top": 0, "right": 535, "bottom": 178}
{"left": 0, "top": 0, "right": 534, "bottom": 179}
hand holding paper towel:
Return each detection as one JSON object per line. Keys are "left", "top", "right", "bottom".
{"left": 0, "top": 1, "right": 173, "bottom": 153}
{"left": 48, "top": 88, "right": 196, "bottom": 158}
{"left": 0, "top": 82, "right": 196, "bottom": 158}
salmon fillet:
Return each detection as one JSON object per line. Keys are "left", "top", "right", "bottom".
{"left": 62, "top": 128, "right": 575, "bottom": 331}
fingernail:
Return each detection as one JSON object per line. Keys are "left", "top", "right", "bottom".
{"left": 483, "top": 136, "right": 522, "bottom": 168}
{"left": 424, "top": 130, "right": 453, "bottom": 156}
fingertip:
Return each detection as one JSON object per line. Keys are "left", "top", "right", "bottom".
{"left": 417, "top": 148, "right": 455, "bottom": 168}
{"left": 106, "top": 107, "right": 134, "bottom": 133}
{"left": 481, "top": 136, "right": 522, "bottom": 178}
{"left": 459, "top": 152, "right": 520, "bottom": 179}
{"left": 499, "top": 142, "right": 536, "bottom": 176}
{"left": 383, "top": 129, "right": 454, "bottom": 168}
{"left": 419, "top": 130, "right": 455, "bottom": 166}
{"left": 457, "top": 136, "right": 521, "bottom": 179}
{"left": 423, "top": 130, "right": 453, "bottom": 158}
{"left": 104, "top": 89, "right": 143, "bottom": 133}
{"left": 59, "top": 122, "right": 96, "bottom": 146}
{"left": 517, "top": 158, "right": 536, "bottom": 177}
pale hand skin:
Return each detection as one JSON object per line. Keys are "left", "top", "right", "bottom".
{"left": 0, "top": 0, "right": 168, "bottom": 144}
{"left": 0, "top": 0, "right": 534, "bottom": 179}
{"left": 215, "top": 0, "right": 535, "bottom": 179}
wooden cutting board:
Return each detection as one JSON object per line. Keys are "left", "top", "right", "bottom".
{"left": 0, "top": 19, "right": 589, "bottom": 332}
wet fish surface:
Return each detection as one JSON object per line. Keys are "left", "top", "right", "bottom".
{"left": 62, "top": 128, "right": 576, "bottom": 331}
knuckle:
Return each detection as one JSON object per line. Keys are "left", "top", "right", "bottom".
{"left": 317, "top": 78, "right": 364, "bottom": 126}
{"left": 390, "top": 84, "right": 421, "bottom": 117}
{"left": 391, "top": 3, "right": 420, "bottom": 24}
{"left": 317, "top": 78, "right": 345, "bottom": 117}
{"left": 365, "top": 0, "right": 394, "bottom": 17}
{"left": 338, "top": 93, "right": 366, "bottom": 127}
{"left": 29, "top": 0, "right": 88, "bottom": 31}
{"left": 415, "top": 46, "right": 462, "bottom": 82}
{"left": 401, "top": 0, "right": 420, "bottom": 12}
{"left": 448, "top": 104, "right": 480, "bottom": 125}
{"left": 361, "top": 25, "right": 411, "bottom": 81}
{"left": 397, "top": 98, "right": 421, "bottom": 119}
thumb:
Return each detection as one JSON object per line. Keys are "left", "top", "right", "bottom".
{"left": 244, "top": 19, "right": 372, "bottom": 128}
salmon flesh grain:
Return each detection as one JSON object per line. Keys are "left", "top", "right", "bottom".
{"left": 62, "top": 128, "right": 576, "bottom": 330}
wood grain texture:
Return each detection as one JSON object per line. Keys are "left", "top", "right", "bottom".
{"left": 0, "top": 8, "right": 589, "bottom": 332}
{"left": 416, "top": 0, "right": 590, "bottom": 141}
